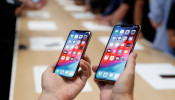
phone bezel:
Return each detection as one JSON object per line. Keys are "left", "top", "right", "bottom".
{"left": 54, "top": 30, "right": 92, "bottom": 79}
{"left": 95, "top": 24, "right": 141, "bottom": 82}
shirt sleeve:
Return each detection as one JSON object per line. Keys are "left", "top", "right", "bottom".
{"left": 6, "top": 0, "right": 15, "bottom": 4}
{"left": 148, "top": 0, "right": 164, "bottom": 23}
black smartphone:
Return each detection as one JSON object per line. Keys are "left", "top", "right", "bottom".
{"left": 95, "top": 25, "right": 140, "bottom": 82}
{"left": 54, "top": 30, "right": 91, "bottom": 78}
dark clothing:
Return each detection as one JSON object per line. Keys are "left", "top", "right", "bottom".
{"left": 167, "top": 2, "right": 175, "bottom": 29}
{"left": 123, "top": 0, "right": 135, "bottom": 24}
{"left": 102, "top": 0, "right": 123, "bottom": 16}
{"left": 141, "top": 0, "right": 155, "bottom": 42}
{"left": 167, "top": 2, "right": 175, "bottom": 56}
{"left": 0, "top": 0, "right": 17, "bottom": 99}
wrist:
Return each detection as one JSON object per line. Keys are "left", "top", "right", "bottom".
{"left": 111, "top": 93, "right": 133, "bottom": 100}
{"left": 38, "top": 91, "right": 62, "bottom": 100}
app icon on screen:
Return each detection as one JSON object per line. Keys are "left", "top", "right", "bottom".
{"left": 70, "top": 34, "right": 74, "bottom": 38}
{"left": 104, "top": 55, "right": 109, "bottom": 60}
{"left": 74, "top": 35, "right": 78, "bottom": 38}
{"left": 115, "top": 56, "right": 120, "bottom": 61}
{"left": 109, "top": 42, "right": 114, "bottom": 47}
{"left": 81, "top": 41, "right": 85, "bottom": 45}
{"left": 79, "top": 46, "right": 83, "bottom": 50}
{"left": 128, "top": 36, "right": 133, "bottom": 41}
{"left": 114, "top": 74, "right": 120, "bottom": 79}
{"left": 79, "top": 35, "right": 83, "bottom": 39}
{"left": 70, "top": 45, "right": 74, "bottom": 50}
{"left": 112, "top": 49, "right": 117, "bottom": 53}
{"left": 126, "top": 43, "right": 131, "bottom": 47}
{"left": 65, "top": 45, "right": 70, "bottom": 49}
{"left": 115, "top": 42, "right": 120, "bottom": 47}
{"left": 110, "top": 56, "right": 114, "bottom": 61}
{"left": 75, "top": 58, "right": 79, "bottom": 61}
{"left": 64, "top": 50, "right": 67, "bottom": 54}
{"left": 75, "top": 46, "right": 78, "bottom": 50}
{"left": 66, "top": 56, "right": 70, "bottom": 60}
{"left": 117, "top": 36, "right": 122, "bottom": 40}
{"left": 76, "top": 40, "right": 81, "bottom": 45}
{"left": 125, "top": 30, "right": 130, "bottom": 35}
{"left": 118, "top": 49, "right": 123, "bottom": 54}
{"left": 112, "top": 37, "right": 116, "bottom": 40}
{"left": 108, "top": 73, "right": 114, "bottom": 78}
{"left": 68, "top": 51, "right": 72, "bottom": 55}
{"left": 115, "top": 30, "right": 119, "bottom": 34}
{"left": 107, "top": 49, "right": 111, "bottom": 53}
{"left": 77, "top": 52, "right": 81, "bottom": 55}
{"left": 97, "top": 72, "right": 103, "bottom": 76}
{"left": 70, "top": 57, "right": 74, "bottom": 61}
{"left": 123, "top": 36, "right": 128, "bottom": 41}
{"left": 55, "top": 69, "right": 60, "bottom": 74}
{"left": 60, "top": 70, "right": 64, "bottom": 75}
{"left": 120, "top": 30, "right": 124, "bottom": 34}
{"left": 83, "top": 35, "right": 88, "bottom": 39}
{"left": 121, "top": 57, "right": 126, "bottom": 61}
{"left": 124, "top": 50, "right": 128, "bottom": 54}
{"left": 69, "top": 71, "right": 74, "bottom": 76}
{"left": 61, "top": 56, "right": 65, "bottom": 60}
{"left": 73, "top": 51, "right": 76, "bottom": 55}
{"left": 131, "top": 30, "right": 136, "bottom": 35}
{"left": 65, "top": 71, "right": 69, "bottom": 75}
{"left": 103, "top": 72, "right": 108, "bottom": 77}
{"left": 120, "top": 43, "right": 125, "bottom": 47}
{"left": 72, "top": 40, "right": 76, "bottom": 44}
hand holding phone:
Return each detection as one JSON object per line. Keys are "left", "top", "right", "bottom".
{"left": 92, "top": 52, "right": 137, "bottom": 100}
{"left": 39, "top": 54, "right": 92, "bottom": 100}
{"left": 95, "top": 25, "right": 140, "bottom": 82}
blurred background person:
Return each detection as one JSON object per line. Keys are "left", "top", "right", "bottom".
{"left": 148, "top": 0, "right": 175, "bottom": 56}
{"left": 134, "top": 0, "right": 155, "bottom": 42}
{"left": 0, "top": 0, "right": 47, "bottom": 99}
{"left": 167, "top": 2, "right": 175, "bottom": 52}
{"left": 94, "top": 0, "right": 136, "bottom": 26}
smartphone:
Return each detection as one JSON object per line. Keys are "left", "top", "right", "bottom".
{"left": 54, "top": 30, "right": 91, "bottom": 78}
{"left": 95, "top": 25, "right": 140, "bottom": 82}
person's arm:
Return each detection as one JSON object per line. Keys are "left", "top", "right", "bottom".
{"left": 148, "top": 0, "right": 164, "bottom": 28}
{"left": 110, "top": 3, "right": 130, "bottom": 25}
{"left": 134, "top": 0, "right": 144, "bottom": 39}
{"left": 168, "top": 29, "right": 175, "bottom": 48}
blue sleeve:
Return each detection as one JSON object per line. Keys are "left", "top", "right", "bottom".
{"left": 148, "top": 0, "right": 165, "bottom": 23}
{"left": 102, "top": 0, "right": 120, "bottom": 16}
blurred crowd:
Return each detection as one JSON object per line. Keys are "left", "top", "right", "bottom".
{"left": 0, "top": 0, "right": 175, "bottom": 99}
{"left": 78, "top": 0, "right": 175, "bottom": 56}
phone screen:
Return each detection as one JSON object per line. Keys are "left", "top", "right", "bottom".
{"left": 54, "top": 30, "right": 91, "bottom": 78}
{"left": 95, "top": 25, "right": 140, "bottom": 81}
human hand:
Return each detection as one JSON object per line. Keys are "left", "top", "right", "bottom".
{"left": 39, "top": 55, "right": 91, "bottom": 100}
{"left": 92, "top": 52, "right": 137, "bottom": 100}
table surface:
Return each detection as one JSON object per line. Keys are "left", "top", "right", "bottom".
{"left": 12, "top": 0, "right": 175, "bottom": 100}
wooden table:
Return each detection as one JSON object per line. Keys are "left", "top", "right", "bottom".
{"left": 11, "top": 0, "right": 175, "bottom": 100}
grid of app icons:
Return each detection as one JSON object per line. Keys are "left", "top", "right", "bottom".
{"left": 97, "top": 71, "right": 120, "bottom": 80}
{"left": 104, "top": 29, "right": 135, "bottom": 62}
{"left": 55, "top": 33, "right": 89, "bottom": 77}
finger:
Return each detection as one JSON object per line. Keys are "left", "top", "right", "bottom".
{"left": 46, "top": 61, "right": 57, "bottom": 73}
{"left": 79, "top": 60, "right": 90, "bottom": 82}
{"left": 92, "top": 65, "right": 98, "bottom": 73}
{"left": 81, "top": 59, "right": 91, "bottom": 77}
{"left": 124, "top": 52, "right": 137, "bottom": 73}
{"left": 83, "top": 54, "right": 91, "bottom": 65}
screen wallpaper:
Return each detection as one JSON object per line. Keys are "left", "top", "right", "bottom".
{"left": 96, "top": 25, "right": 139, "bottom": 81}
{"left": 54, "top": 30, "right": 90, "bottom": 77}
